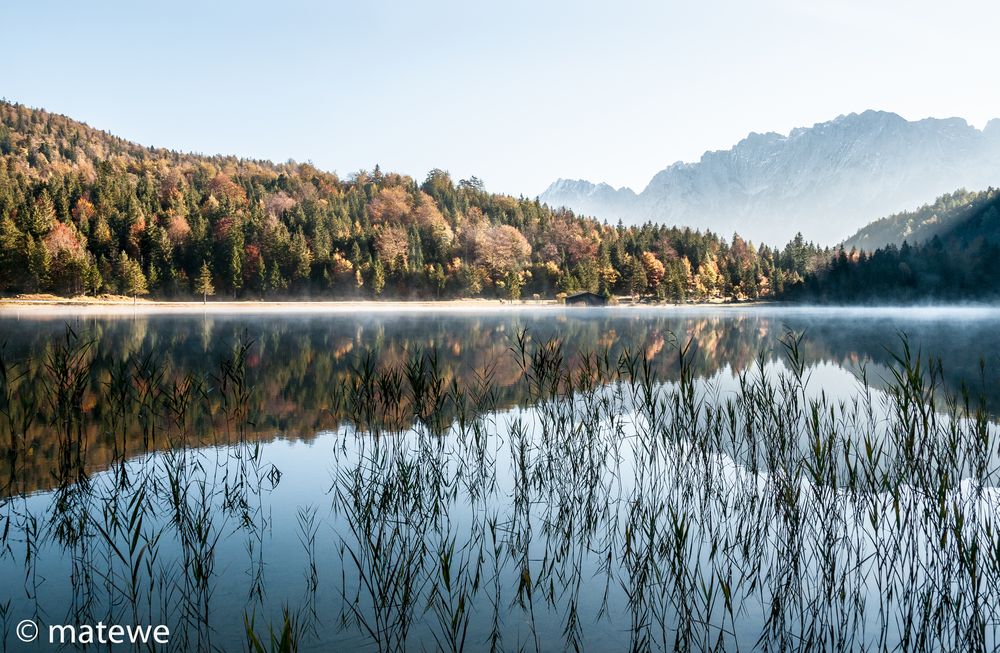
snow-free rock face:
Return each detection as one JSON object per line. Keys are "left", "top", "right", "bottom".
{"left": 540, "top": 179, "right": 637, "bottom": 223}
{"left": 539, "top": 111, "right": 1000, "bottom": 245}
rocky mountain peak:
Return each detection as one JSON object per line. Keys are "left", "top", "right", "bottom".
{"left": 540, "top": 112, "right": 1000, "bottom": 245}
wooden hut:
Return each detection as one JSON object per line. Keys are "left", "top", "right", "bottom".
{"left": 564, "top": 291, "right": 607, "bottom": 306}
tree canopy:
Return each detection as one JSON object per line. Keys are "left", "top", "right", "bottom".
{"left": 0, "top": 101, "right": 824, "bottom": 302}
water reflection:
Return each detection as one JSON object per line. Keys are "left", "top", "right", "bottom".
{"left": 2, "top": 306, "right": 998, "bottom": 495}
{"left": 1, "top": 306, "right": 999, "bottom": 651}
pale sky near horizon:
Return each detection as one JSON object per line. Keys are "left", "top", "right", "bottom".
{"left": 3, "top": 0, "right": 999, "bottom": 196}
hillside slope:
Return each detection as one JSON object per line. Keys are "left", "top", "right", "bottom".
{"left": 793, "top": 190, "right": 1000, "bottom": 301}
{"left": 842, "top": 188, "right": 999, "bottom": 251}
{"left": 0, "top": 101, "right": 819, "bottom": 302}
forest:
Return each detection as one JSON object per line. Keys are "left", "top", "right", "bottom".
{"left": 0, "top": 101, "right": 825, "bottom": 302}
{"left": 842, "top": 187, "right": 1000, "bottom": 251}
{"left": 795, "top": 190, "right": 1000, "bottom": 302}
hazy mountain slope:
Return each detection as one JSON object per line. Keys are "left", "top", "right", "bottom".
{"left": 541, "top": 111, "right": 1000, "bottom": 246}
{"left": 942, "top": 191, "right": 1000, "bottom": 246}
{"left": 538, "top": 179, "right": 637, "bottom": 223}
{"left": 841, "top": 189, "right": 999, "bottom": 251}
{"left": 792, "top": 189, "right": 1000, "bottom": 302}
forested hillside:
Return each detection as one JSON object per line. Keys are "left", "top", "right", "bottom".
{"left": 842, "top": 188, "right": 998, "bottom": 251}
{"left": 792, "top": 191, "right": 1000, "bottom": 302}
{"left": 0, "top": 101, "right": 822, "bottom": 302}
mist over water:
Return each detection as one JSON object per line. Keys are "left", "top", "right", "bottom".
{"left": 5, "top": 303, "right": 1000, "bottom": 405}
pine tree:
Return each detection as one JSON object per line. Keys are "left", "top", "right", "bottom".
{"left": 0, "top": 215, "right": 23, "bottom": 291}
{"left": 505, "top": 270, "right": 524, "bottom": 301}
{"left": 407, "top": 226, "right": 424, "bottom": 272}
{"left": 290, "top": 230, "right": 312, "bottom": 286}
{"left": 85, "top": 258, "right": 102, "bottom": 296}
{"left": 267, "top": 261, "right": 286, "bottom": 296}
{"left": 195, "top": 261, "right": 215, "bottom": 303}
{"left": 257, "top": 258, "right": 267, "bottom": 299}
{"left": 627, "top": 258, "right": 647, "bottom": 300}
{"left": 229, "top": 240, "right": 242, "bottom": 298}
{"left": 372, "top": 258, "right": 385, "bottom": 296}
{"left": 26, "top": 191, "right": 56, "bottom": 236}
{"left": 117, "top": 251, "right": 148, "bottom": 303}
{"left": 26, "top": 235, "right": 50, "bottom": 292}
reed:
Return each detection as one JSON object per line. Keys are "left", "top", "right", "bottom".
{"left": 0, "top": 326, "right": 997, "bottom": 651}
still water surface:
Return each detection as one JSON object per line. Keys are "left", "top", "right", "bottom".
{"left": 0, "top": 305, "right": 998, "bottom": 651}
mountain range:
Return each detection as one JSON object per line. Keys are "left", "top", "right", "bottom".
{"left": 540, "top": 111, "right": 1000, "bottom": 245}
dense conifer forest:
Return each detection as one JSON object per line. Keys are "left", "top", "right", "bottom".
{"left": 0, "top": 101, "right": 825, "bottom": 302}
{"left": 795, "top": 190, "right": 1000, "bottom": 302}
{"left": 842, "top": 188, "right": 999, "bottom": 251}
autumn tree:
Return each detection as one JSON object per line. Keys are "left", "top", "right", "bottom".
{"left": 412, "top": 192, "right": 454, "bottom": 258}
{"left": 641, "top": 252, "right": 666, "bottom": 300}
{"left": 367, "top": 186, "right": 411, "bottom": 223}
{"left": 44, "top": 222, "right": 89, "bottom": 294}
{"left": 694, "top": 254, "right": 722, "bottom": 299}
{"left": 476, "top": 225, "right": 531, "bottom": 281}
{"left": 374, "top": 225, "right": 410, "bottom": 272}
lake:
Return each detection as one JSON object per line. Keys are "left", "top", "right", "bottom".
{"left": 0, "top": 305, "right": 998, "bottom": 651}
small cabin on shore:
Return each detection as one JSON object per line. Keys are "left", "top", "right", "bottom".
{"left": 565, "top": 291, "right": 607, "bottom": 307}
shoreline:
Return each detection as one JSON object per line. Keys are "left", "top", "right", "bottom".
{"left": 0, "top": 294, "right": 761, "bottom": 315}
{"left": 2, "top": 297, "right": 1000, "bottom": 320}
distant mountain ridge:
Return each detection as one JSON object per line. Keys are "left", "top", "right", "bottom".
{"left": 541, "top": 111, "right": 1000, "bottom": 245}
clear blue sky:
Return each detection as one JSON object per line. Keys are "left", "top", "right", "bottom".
{"left": 3, "top": 0, "right": 998, "bottom": 196}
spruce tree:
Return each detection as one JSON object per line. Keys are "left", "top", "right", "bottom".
{"left": 195, "top": 261, "right": 215, "bottom": 304}
{"left": 117, "top": 251, "right": 148, "bottom": 303}
{"left": 372, "top": 259, "right": 385, "bottom": 296}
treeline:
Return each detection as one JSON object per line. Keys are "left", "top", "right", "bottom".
{"left": 0, "top": 101, "right": 825, "bottom": 301}
{"left": 842, "top": 188, "right": 999, "bottom": 252}
{"left": 789, "top": 191, "right": 1000, "bottom": 302}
